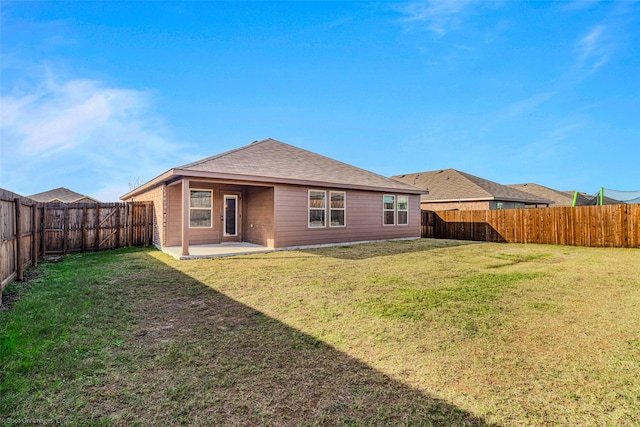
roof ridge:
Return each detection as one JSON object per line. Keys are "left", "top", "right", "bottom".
{"left": 177, "top": 138, "right": 273, "bottom": 170}
{"left": 509, "top": 183, "right": 569, "bottom": 197}
{"left": 453, "top": 169, "right": 495, "bottom": 198}
{"left": 275, "top": 140, "right": 405, "bottom": 182}
{"left": 181, "top": 138, "right": 414, "bottom": 188}
{"left": 454, "top": 170, "right": 546, "bottom": 200}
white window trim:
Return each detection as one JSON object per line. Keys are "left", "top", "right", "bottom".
{"left": 189, "top": 188, "right": 213, "bottom": 229}
{"left": 223, "top": 194, "right": 238, "bottom": 236}
{"left": 397, "top": 195, "right": 409, "bottom": 226}
{"left": 329, "top": 191, "right": 346, "bottom": 228}
{"left": 308, "top": 189, "right": 327, "bottom": 228}
{"left": 383, "top": 194, "right": 396, "bottom": 226}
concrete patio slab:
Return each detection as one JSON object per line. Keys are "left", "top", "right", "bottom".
{"left": 161, "top": 242, "right": 275, "bottom": 260}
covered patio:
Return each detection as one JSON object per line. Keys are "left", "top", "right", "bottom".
{"left": 161, "top": 242, "right": 274, "bottom": 260}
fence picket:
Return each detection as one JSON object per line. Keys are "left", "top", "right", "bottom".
{"left": 422, "top": 205, "right": 639, "bottom": 248}
{"left": 1, "top": 193, "right": 154, "bottom": 292}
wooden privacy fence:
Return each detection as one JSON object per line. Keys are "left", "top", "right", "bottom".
{"left": 1, "top": 189, "right": 40, "bottom": 296}
{"left": 422, "top": 205, "right": 640, "bottom": 248}
{"left": 1, "top": 188, "right": 154, "bottom": 298}
{"left": 41, "top": 202, "right": 153, "bottom": 256}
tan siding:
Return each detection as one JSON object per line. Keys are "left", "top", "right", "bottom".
{"left": 189, "top": 183, "right": 220, "bottom": 245}
{"left": 273, "top": 185, "right": 420, "bottom": 248}
{"left": 125, "top": 185, "right": 165, "bottom": 246}
{"left": 166, "top": 182, "right": 225, "bottom": 246}
{"left": 136, "top": 178, "right": 419, "bottom": 249}
{"left": 166, "top": 181, "right": 275, "bottom": 246}
{"left": 245, "top": 187, "right": 274, "bottom": 246}
{"left": 166, "top": 184, "right": 183, "bottom": 246}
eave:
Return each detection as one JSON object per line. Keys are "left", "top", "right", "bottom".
{"left": 121, "top": 169, "right": 426, "bottom": 200}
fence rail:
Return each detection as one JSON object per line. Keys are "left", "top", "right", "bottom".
{"left": 422, "top": 205, "right": 640, "bottom": 248}
{"left": 1, "top": 188, "right": 153, "bottom": 298}
{"left": 1, "top": 190, "right": 40, "bottom": 295}
{"left": 41, "top": 202, "right": 153, "bottom": 255}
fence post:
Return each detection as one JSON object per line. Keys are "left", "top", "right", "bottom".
{"left": 62, "top": 206, "right": 69, "bottom": 255}
{"left": 146, "top": 202, "right": 152, "bottom": 246}
{"left": 94, "top": 205, "right": 100, "bottom": 252}
{"left": 14, "top": 198, "right": 24, "bottom": 281}
{"left": 82, "top": 206, "right": 88, "bottom": 253}
{"left": 130, "top": 203, "right": 135, "bottom": 247}
{"left": 125, "top": 203, "right": 131, "bottom": 247}
{"left": 115, "top": 204, "right": 121, "bottom": 249}
{"left": 41, "top": 204, "right": 47, "bottom": 258}
{"left": 31, "top": 203, "right": 38, "bottom": 267}
{"left": 142, "top": 204, "right": 148, "bottom": 247}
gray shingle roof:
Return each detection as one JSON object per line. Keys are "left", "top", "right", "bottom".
{"left": 509, "top": 184, "right": 622, "bottom": 206}
{"left": 175, "top": 138, "right": 423, "bottom": 193}
{"left": 27, "top": 187, "right": 99, "bottom": 203}
{"left": 391, "top": 169, "right": 551, "bottom": 204}
{"left": 508, "top": 183, "right": 574, "bottom": 206}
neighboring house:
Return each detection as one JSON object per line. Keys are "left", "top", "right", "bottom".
{"left": 509, "top": 183, "right": 620, "bottom": 206}
{"left": 508, "top": 183, "right": 575, "bottom": 206}
{"left": 391, "top": 169, "right": 551, "bottom": 211}
{"left": 28, "top": 187, "right": 100, "bottom": 203}
{"left": 120, "top": 138, "right": 424, "bottom": 256}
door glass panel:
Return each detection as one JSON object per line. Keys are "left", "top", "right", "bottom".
{"left": 224, "top": 196, "right": 237, "bottom": 236}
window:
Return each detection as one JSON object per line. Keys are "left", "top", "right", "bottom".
{"left": 383, "top": 195, "right": 395, "bottom": 225}
{"left": 309, "top": 190, "right": 326, "bottom": 227}
{"left": 330, "top": 191, "right": 346, "bottom": 227}
{"left": 190, "top": 189, "right": 212, "bottom": 228}
{"left": 383, "top": 195, "right": 410, "bottom": 226}
{"left": 397, "top": 196, "right": 408, "bottom": 225}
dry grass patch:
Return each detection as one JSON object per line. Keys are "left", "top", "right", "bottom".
{"left": 164, "top": 240, "right": 640, "bottom": 425}
{"left": 2, "top": 239, "right": 639, "bottom": 426}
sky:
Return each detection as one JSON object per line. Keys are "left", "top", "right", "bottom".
{"left": 1, "top": 1, "right": 638, "bottom": 202}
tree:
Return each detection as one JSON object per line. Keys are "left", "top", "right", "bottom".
{"left": 128, "top": 176, "right": 144, "bottom": 191}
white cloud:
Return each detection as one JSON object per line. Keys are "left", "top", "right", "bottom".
{"left": 396, "top": 0, "right": 475, "bottom": 36}
{"left": 575, "top": 25, "right": 611, "bottom": 73}
{"left": 520, "top": 122, "right": 584, "bottom": 159}
{"left": 480, "top": 92, "right": 556, "bottom": 132}
{"left": 0, "top": 72, "right": 194, "bottom": 201}
{"left": 501, "top": 92, "right": 556, "bottom": 120}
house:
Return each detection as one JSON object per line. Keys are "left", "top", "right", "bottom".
{"left": 391, "top": 169, "right": 551, "bottom": 211}
{"left": 509, "top": 183, "right": 621, "bottom": 206}
{"left": 507, "top": 183, "right": 575, "bottom": 206}
{"left": 120, "top": 138, "right": 424, "bottom": 256}
{"left": 28, "top": 187, "right": 100, "bottom": 203}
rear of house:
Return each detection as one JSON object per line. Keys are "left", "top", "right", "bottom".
{"left": 122, "top": 139, "right": 423, "bottom": 255}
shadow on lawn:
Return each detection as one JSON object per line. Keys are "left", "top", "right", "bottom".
{"left": 98, "top": 250, "right": 496, "bottom": 426}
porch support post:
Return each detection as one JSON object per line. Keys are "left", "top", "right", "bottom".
{"left": 181, "top": 178, "right": 190, "bottom": 256}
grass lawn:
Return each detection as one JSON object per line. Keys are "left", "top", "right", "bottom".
{"left": 1, "top": 239, "right": 639, "bottom": 426}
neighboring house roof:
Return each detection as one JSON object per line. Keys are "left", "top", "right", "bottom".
{"left": 122, "top": 138, "right": 424, "bottom": 199}
{"left": 508, "top": 183, "right": 574, "bottom": 206}
{"left": 506, "top": 183, "right": 623, "bottom": 206}
{"left": 391, "top": 169, "right": 551, "bottom": 204}
{"left": 28, "top": 187, "right": 100, "bottom": 203}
